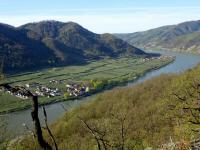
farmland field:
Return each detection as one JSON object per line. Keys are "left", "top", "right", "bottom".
{"left": 0, "top": 56, "right": 173, "bottom": 113}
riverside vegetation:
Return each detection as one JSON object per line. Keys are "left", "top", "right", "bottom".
{"left": 3, "top": 62, "right": 200, "bottom": 150}
{"left": 0, "top": 20, "right": 170, "bottom": 114}
{"left": 0, "top": 56, "right": 173, "bottom": 114}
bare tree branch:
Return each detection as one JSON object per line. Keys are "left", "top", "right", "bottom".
{"left": 0, "top": 84, "right": 53, "bottom": 149}
{"left": 43, "top": 107, "right": 58, "bottom": 150}
{"left": 31, "top": 95, "right": 52, "bottom": 150}
{"left": 78, "top": 116, "right": 102, "bottom": 150}
{"left": 172, "top": 92, "right": 186, "bottom": 101}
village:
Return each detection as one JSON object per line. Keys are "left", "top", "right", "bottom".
{"left": 66, "top": 83, "right": 90, "bottom": 97}
{"left": 0, "top": 56, "right": 175, "bottom": 100}
{"left": 141, "top": 55, "right": 175, "bottom": 62}
{"left": 0, "top": 85, "right": 29, "bottom": 100}
{"left": 0, "top": 80, "right": 91, "bottom": 100}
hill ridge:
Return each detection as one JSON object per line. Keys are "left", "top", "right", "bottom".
{"left": 0, "top": 20, "right": 147, "bottom": 73}
{"left": 115, "top": 19, "right": 200, "bottom": 53}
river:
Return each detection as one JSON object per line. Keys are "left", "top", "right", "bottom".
{"left": 1, "top": 50, "right": 200, "bottom": 138}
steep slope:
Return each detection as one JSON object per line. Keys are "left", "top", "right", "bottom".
{"left": 16, "top": 64, "right": 200, "bottom": 149}
{"left": 116, "top": 20, "right": 200, "bottom": 53}
{"left": 0, "top": 23, "right": 60, "bottom": 73}
{"left": 20, "top": 21, "right": 146, "bottom": 59}
{"left": 0, "top": 21, "right": 148, "bottom": 73}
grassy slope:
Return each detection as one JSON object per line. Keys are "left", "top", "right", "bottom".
{"left": 172, "top": 32, "right": 200, "bottom": 53}
{"left": 117, "top": 31, "right": 200, "bottom": 53}
{"left": 15, "top": 64, "right": 200, "bottom": 149}
{"left": 0, "top": 57, "right": 172, "bottom": 114}
{"left": 115, "top": 20, "right": 200, "bottom": 53}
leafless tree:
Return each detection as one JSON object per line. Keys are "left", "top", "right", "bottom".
{"left": 29, "top": 94, "right": 52, "bottom": 150}
{"left": 42, "top": 107, "right": 58, "bottom": 150}
{"left": 110, "top": 112, "right": 130, "bottom": 150}
{"left": 0, "top": 84, "right": 53, "bottom": 149}
{"left": 78, "top": 116, "right": 113, "bottom": 150}
{"left": 78, "top": 111, "right": 130, "bottom": 150}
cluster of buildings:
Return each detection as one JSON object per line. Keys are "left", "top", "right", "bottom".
{"left": 1, "top": 82, "right": 62, "bottom": 100}
{"left": 35, "top": 86, "right": 60, "bottom": 97}
{"left": 25, "top": 82, "right": 60, "bottom": 98}
{"left": 24, "top": 81, "right": 90, "bottom": 98}
{"left": 0, "top": 80, "right": 91, "bottom": 100}
{"left": 66, "top": 83, "right": 90, "bottom": 97}
{"left": 1, "top": 85, "right": 29, "bottom": 99}
{"left": 141, "top": 55, "right": 175, "bottom": 62}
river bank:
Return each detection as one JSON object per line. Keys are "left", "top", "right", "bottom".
{"left": 1, "top": 50, "right": 200, "bottom": 137}
{"left": 0, "top": 56, "right": 173, "bottom": 114}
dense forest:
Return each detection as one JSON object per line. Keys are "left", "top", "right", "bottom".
{"left": 3, "top": 63, "right": 200, "bottom": 149}
{"left": 0, "top": 21, "right": 148, "bottom": 73}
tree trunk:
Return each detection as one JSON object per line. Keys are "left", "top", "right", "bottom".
{"left": 31, "top": 95, "right": 52, "bottom": 150}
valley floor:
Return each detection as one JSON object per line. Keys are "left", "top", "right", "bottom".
{"left": 0, "top": 56, "right": 173, "bottom": 114}
{"left": 5, "top": 58, "right": 200, "bottom": 150}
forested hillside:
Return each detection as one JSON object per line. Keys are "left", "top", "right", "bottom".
{"left": 13, "top": 63, "right": 200, "bottom": 149}
{"left": 0, "top": 21, "right": 147, "bottom": 73}
{"left": 116, "top": 20, "right": 200, "bottom": 53}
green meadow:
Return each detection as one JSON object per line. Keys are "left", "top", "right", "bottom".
{"left": 0, "top": 57, "right": 173, "bottom": 113}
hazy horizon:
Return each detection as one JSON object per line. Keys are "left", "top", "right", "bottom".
{"left": 0, "top": 0, "right": 200, "bottom": 33}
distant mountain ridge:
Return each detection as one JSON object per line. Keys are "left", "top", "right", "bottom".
{"left": 115, "top": 20, "right": 200, "bottom": 53}
{"left": 0, "top": 21, "right": 147, "bottom": 73}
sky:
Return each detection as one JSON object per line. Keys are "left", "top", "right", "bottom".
{"left": 0, "top": 0, "right": 200, "bottom": 33}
